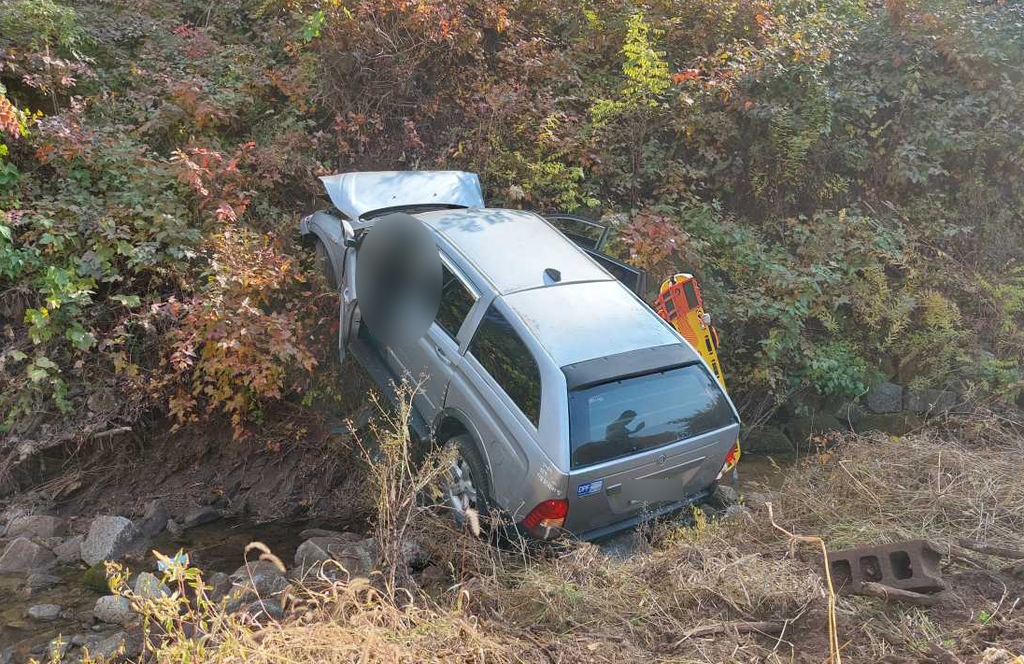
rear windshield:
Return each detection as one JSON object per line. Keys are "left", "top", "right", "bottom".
{"left": 568, "top": 364, "right": 736, "bottom": 469}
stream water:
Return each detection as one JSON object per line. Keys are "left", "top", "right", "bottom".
{"left": 0, "top": 517, "right": 354, "bottom": 661}
{"left": 1, "top": 455, "right": 792, "bottom": 660}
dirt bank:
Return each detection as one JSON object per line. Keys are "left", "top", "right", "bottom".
{"left": 4, "top": 402, "right": 1024, "bottom": 662}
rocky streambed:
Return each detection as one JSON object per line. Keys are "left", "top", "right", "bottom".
{"left": 0, "top": 455, "right": 787, "bottom": 663}
{"left": 0, "top": 505, "right": 372, "bottom": 663}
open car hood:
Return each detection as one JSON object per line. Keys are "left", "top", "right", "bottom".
{"left": 319, "top": 171, "right": 484, "bottom": 222}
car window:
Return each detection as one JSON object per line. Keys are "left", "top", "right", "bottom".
{"left": 468, "top": 305, "right": 541, "bottom": 426}
{"left": 567, "top": 364, "right": 736, "bottom": 468}
{"left": 435, "top": 263, "right": 476, "bottom": 340}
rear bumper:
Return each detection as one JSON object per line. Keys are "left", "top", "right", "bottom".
{"left": 573, "top": 487, "right": 712, "bottom": 542}
{"left": 517, "top": 487, "right": 712, "bottom": 542}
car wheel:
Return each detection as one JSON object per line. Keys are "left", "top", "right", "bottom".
{"left": 314, "top": 238, "right": 338, "bottom": 290}
{"left": 443, "top": 434, "right": 492, "bottom": 532}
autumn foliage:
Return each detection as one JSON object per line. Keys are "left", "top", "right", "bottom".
{"left": 1, "top": 0, "right": 1023, "bottom": 462}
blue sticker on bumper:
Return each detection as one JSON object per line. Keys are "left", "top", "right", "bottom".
{"left": 577, "top": 480, "right": 604, "bottom": 497}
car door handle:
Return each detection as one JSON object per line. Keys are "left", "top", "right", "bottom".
{"left": 434, "top": 345, "right": 452, "bottom": 366}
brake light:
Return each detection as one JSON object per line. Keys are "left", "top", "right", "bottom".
{"left": 721, "top": 440, "right": 741, "bottom": 474}
{"left": 523, "top": 499, "right": 568, "bottom": 533}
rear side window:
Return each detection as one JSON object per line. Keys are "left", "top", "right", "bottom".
{"left": 568, "top": 364, "right": 735, "bottom": 468}
{"left": 435, "top": 264, "right": 476, "bottom": 339}
{"left": 468, "top": 305, "right": 541, "bottom": 426}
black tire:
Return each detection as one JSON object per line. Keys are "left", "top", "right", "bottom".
{"left": 443, "top": 434, "right": 493, "bottom": 530}
{"left": 314, "top": 238, "right": 338, "bottom": 290}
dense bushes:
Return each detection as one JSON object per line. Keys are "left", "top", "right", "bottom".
{"left": 296, "top": 0, "right": 1024, "bottom": 411}
{"left": 1, "top": 0, "right": 1022, "bottom": 458}
{"left": 0, "top": 0, "right": 323, "bottom": 450}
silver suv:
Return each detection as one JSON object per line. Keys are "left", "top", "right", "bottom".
{"left": 301, "top": 171, "right": 741, "bottom": 540}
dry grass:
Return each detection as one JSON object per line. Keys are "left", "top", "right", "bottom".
{"left": 765, "top": 417, "right": 1024, "bottom": 550}
{"left": 137, "top": 412, "right": 1024, "bottom": 663}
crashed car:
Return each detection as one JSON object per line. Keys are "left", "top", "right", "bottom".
{"left": 300, "top": 171, "right": 741, "bottom": 540}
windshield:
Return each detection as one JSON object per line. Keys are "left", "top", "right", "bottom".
{"left": 568, "top": 364, "right": 736, "bottom": 469}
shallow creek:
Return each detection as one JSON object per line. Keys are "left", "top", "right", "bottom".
{"left": 1, "top": 455, "right": 792, "bottom": 660}
{"left": 1, "top": 517, "right": 348, "bottom": 661}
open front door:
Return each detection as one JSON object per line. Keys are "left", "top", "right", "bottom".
{"left": 544, "top": 213, "right": 648, "bottom": 296}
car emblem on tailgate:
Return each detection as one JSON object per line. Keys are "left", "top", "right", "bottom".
{"left": 577, "top": 480, "right": 604, "bottom": 497}
{"left": 658, "top": 454, "right": 667, "bottom": 466}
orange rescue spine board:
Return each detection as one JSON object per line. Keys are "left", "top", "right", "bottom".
{"left": 654, "top": 274, "right": 726, "bottom": 389}
{"left": 654, "top": 273, "right": 741, "bottom": 475}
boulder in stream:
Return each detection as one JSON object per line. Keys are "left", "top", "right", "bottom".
{"left": 224, "top": 560, "right": 289, "bottom": 613}
{"left": 0, "top": 537, "right": 56, "bottom": 574}
{"left": 183, "top": 506, "right": 222, "bottom": 528}
{"left": 93, "top": 595, "right": 134, "bottom": 625}
{"left": 133, "top": 572, "right": 171, "bottom": 599}
{"left": 26, "top": 571, "right": 61, "bottom": 591}
{"left": 7, "top": 515, "right": 66, "bottom": 539}
{"left": 82, "top": 516, "right": 139, "bottom": 566}
{"left": 294, "top": 536, "right": 376, "bottom": 576}
{"left": 54, "top": 535, "right": 83, "bottom": 564}
{"left": 27, "top": 603, "right": 61, "bottom": 621}
{"left": 87, "top": 630, "right": 141, "bottom": 662}
{"left": 138, "top": 499, "right": 169, "bottom": 537}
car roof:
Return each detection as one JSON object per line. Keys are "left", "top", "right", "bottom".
{"left": 501, "top": 280, "right": 695, "bottom": 367}
{"left": 416, "top": 208, "right": 612, "bottom": 295}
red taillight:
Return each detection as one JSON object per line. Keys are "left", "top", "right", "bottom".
{"left": 721, "top": 440, "right": 741, "bottom": 475}
{"left": 523, "top": 499, "right": 568, "bottom": 532}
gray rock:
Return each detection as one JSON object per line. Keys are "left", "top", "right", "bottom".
{"left": 722, "top": 504, "right": 753, "bottom": 522}
{"left": 82, "top": 516, "right": 138, "bottom": 566}
{"left": 709, "top": 484, "right": 740, "bottom": 509}
{"left": 225, "top": 561, "right": 289, "bottom": 612}
{"left": 854, "top": 411, "right": 924, "bottom": 436}
{"left": 138, "top": 499, "right": 169, "bottom": 538}
{"left": 0, "top": 648, "right": 11, "bottom": 664}
{"left": 243, "top": 598, "right": 284, "bottom": 621}
{"left": 340, "top": 538, "right": 376, "bottom": 575}
{"left": 54, "top": 535, "right": 83, "bottom": 564}
{"left": 8, "top": 515, "right": 66, "bottom": 539}
{"left": 743, "top": 491, "right": 770, "bottom": 509}
{"left": 208, "top": 571, "right": 231, "bottom": 602}
{"left": 294, "top": 536, "right": 375, "bottom": 576}
{"left": 37, "top": 536, "right": 64, "bottom": 551}
{"left": 903, "top": 388, "right": 958, "bottom": 414}
{"left": 0, "top": 537, "right": 56, "bottom": 573}
{"left": 183, "top": 506, "right": 221, "bottom": 528}
{"left": 294, "top": 537, "right": 338, "bottom": 569}
{"left": 401, "top": 538, "right": 429, "bottom": 570}
{"left": 26, "top": 571, "right": 61, "bottom": 590}
{"left": 834, "top": 401, "right": 866, "bottom": 427}
{"left": 87, "top": 631, "right": 135, "bottom": 662}
{"left": 742, "top": 426, "right": 793, "bottom": 454}
{"left": 865, "top": 381, "right": 903, "bottom": 413}
{"left": 27, "top": 603, "right": 61, "bottom": 621}
{"left": 166, "top": 519, "right": 184, "bottom": 537}
{"left": 93, "top": 595, "right": 134, "bottom": 625}
{"left": 72, "top": 634, "right": 89, "bottom": 646}
{"left": 133, "top": 572, "right": 170, "bottom": 600}
{"left": 298, "top": 528, "right": 360, "bottom": 542}
{"left": 783, "top": 414, "right": 843, "bottom": 447}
